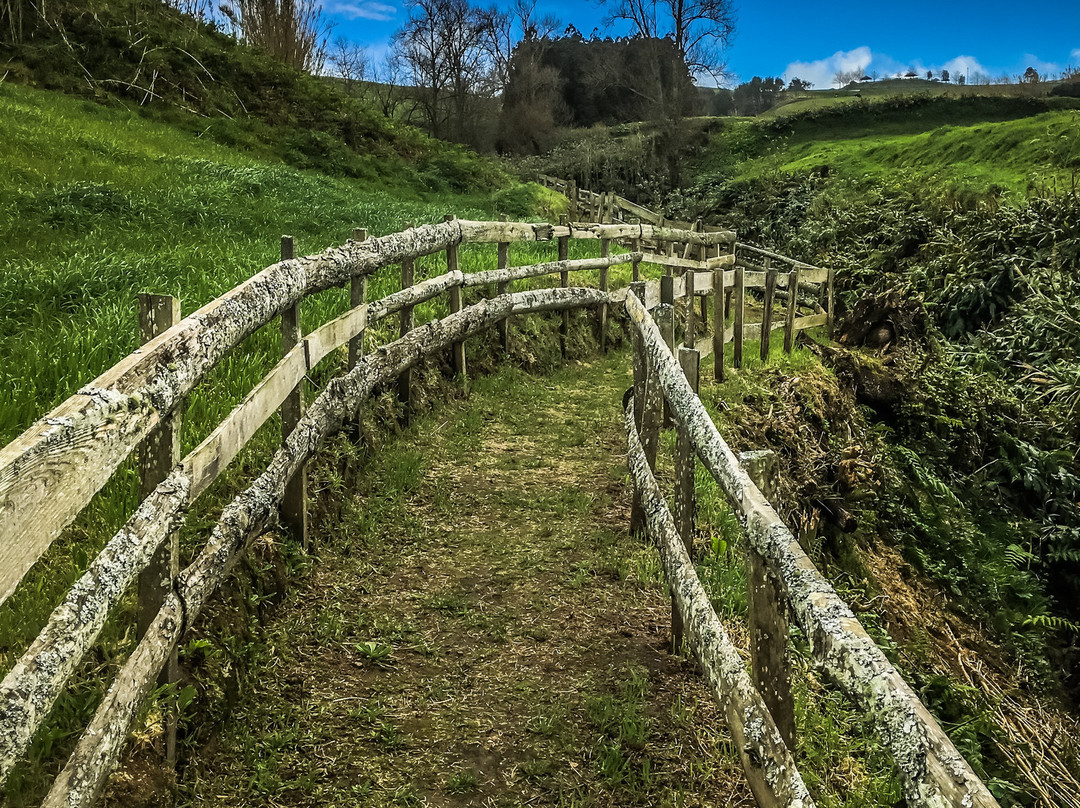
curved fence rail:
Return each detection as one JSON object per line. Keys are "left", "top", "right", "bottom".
{"left": 622, "top": 281, "right": 999, "bottom": 808}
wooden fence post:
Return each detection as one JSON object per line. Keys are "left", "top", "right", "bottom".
{"left": 672, "top": 346, "right": 700, "bottom": 652}
{"left": 599, "top": 237, "right": 610, "bottom": 352}
{"left": 713, "top": 266, "right": 725, "bottom": 383}
{"left": 698, "top": 238, "right": 709, "bottom": 333}
{"left": 445, "top": 214, "right": 466, "bottom": 378}
{"left": 826, "top": 267, "right": 836, "bottom": 339}
{"left": 497, "top": 215, "right": 511, "bottom": 353}
{"left": 567, "top": 179, "right": 578, "bottom": 219}
{"left": 279, "top": 236, "right": 308, "bottom": 548}
{"left": 657, "top": 277, "right": 676, "bottom": 427}
{"left": 684, "top": 265, "right": 696, "bottom": 347}
{"left": 559, "top": 214, "right": 570, "bottom": 360}
{"left": 760, "top": 262, "right": 778, "bottom": 363}
{"left": 739, "top": 449, "right": 796, "bottom": 749}
{"left": 348, "top": 228, "right": 368, "bottom": 372}
{"left": 631, "top": 237, "right": 641, "bottom": 282}
{"left": 399, "top": 255, "right": 415, "bottom": 421}
{"left": 629, "top": 283, "right": 648, "bottom": 535}
{"left": 784, "top": 267, "right": 800, "bottom": 354}
{"left": 733, "top": 265, "right": 745, "bottom": 369}
{"left": 136, "top": 292, "right": 180, "bottom": 768}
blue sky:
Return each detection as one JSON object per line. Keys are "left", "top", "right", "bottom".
{"left": 322, "top": 0, "right": 1080, "bottom": 88}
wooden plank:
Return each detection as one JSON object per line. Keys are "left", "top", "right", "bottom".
{"left": 761, "top": 267, "right": 777, "bottom": 362}
{"left": 623, "top": 399, "right": 813, "bottom": 808}
{"left": 673, "top": 347, "right": 700, "bottom": 651}
{"left": 713, "top": 268, "right": 725, "bottom": 383}
{"left": 279, "top": 236, "right": 307, "bottom": 547}
{"left": 399, "top": 258, "right": 415, "bottom": 417}
{"left": 559, "top": 216, "right": 569, "bottom": 360}
{"left": 464, "top": 255, "right": 635, "bottom": 289}
{"left": 614, "top": 195, "right": 662, "bottom": 225}
{"left": 640, "top": 251, "right": 706, "bottom": 271}
{"left": 794, "top": 312, "right": 829, "bottom": 330}
{"left": 348, "top": 228, "right": 368, "bottom": 370}
{"left": 599, "top": 238, "right": 609, "bottom": 353}
{"left": 706, "top": 253, "right": 736, "bottom": 269}
{"left": 739, "top": 450, "right": 796, "bottom": 750}
{"left": 134, "top": 292, "right": 180, "bottom": 769}
{"left": 496, "top": 216, "right": 510, "bottom": 354}
{"left": 784, "top": 268, "right": 799, "bottom": 354}
{"left": 186, "top": 345, "right": 307, "bottom": 499}
{"left": 684, "top": 266, "right": 696, "bottom": 346}
{"left": 630, "top": 283, "right": 648, "bottom": 535}
{"left": 733, "top": 266, "right": 745, "bottom": 369}
{"left": 457, "top": 219, "right": 554, "bottom": 244}
{"left": 623, "top": 289, "right": 1001, "bottom": 808}
{"left": 446, "top": 215, "right": 466, "bottom": 378}
{"left": 738, "top": 242, "right": 827, "bottom": 275}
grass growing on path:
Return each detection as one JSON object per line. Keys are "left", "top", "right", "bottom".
{"left": 173, "top": 353, "right": 752, "bottom": 808}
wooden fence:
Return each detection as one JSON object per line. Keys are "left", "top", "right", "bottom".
{"left": 0, "top": 215, "right": 723, "bottom": 808}
{"left": 623, "top": 282, "right": 1000, "bottom": 808}
{"left": 0, "top": 205, "right": 994, "bottom": 808}
{"left": 537, "top": 174, "right": 837, "bottom": 378}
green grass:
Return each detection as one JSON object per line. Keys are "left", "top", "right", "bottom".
{"left": 694, "top": 97, "right": 1080, "bottom": 196}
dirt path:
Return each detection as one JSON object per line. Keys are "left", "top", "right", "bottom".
{"left": 176, "top": 353, "right": 750, "bottom": 808}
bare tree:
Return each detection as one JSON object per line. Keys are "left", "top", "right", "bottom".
{"left": 220, "top": 0, "right": 330, "bottom": 73}
{"left": 369, "top": 54, "right": 411, "bottom": 119}
{"left": 600, "top": 0, "right": 735, "bottom": 81}
{"left": 477, "top": 0, "right": 560, "bottom": 94}
{"left": 329, "top": 36, "right": 368, "bottom": 95}
{"left": 394, "top": 0, "right": 488, "bottom": 140}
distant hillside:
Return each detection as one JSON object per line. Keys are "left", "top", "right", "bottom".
{"left": 0, "top": 0, "right": 503, "bottom": 192}
{"left": 693, "top": 94, "right": 1080, "bottom": 196}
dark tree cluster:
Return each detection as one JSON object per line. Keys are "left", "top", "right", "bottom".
{"left": 499, "top": 32, "right": 697, "bottom": 151}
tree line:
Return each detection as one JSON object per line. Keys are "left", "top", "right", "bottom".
{"left": 155, "top": 0, "right": 732, "bottom": 155}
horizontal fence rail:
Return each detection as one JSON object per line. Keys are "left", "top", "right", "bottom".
{"left": 622, "top": 285, "right": 1000, "bottom": 808}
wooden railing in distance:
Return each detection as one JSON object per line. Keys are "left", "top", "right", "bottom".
{"left": 537, "top": 174, "right": 837, "bottom": 349}
{"left": 623, "top": 285, "right": 1000, "bottom": 808}
{"left": 0, "top": 216, "right": 697, "bottom": 808}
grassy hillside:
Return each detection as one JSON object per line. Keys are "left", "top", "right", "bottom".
{"left": 0, "top": 0, "right": 499, "bottom": 186}
{"left": 693, "top": 97, "right": 1080, "bottom": 195}
{"left": 760, "top": 77, "right": 1061, "bottom": 119}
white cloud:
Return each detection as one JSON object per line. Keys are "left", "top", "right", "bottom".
{"left": 781, "top": 49, "right": 1005, "bottom": 88}
{"left": 941, "top": 55, "right": 987, "bottom": 81}
{"left": 782, "top": 47, "right": 873, "bottom": 89}
{"left": 1020, "top": 53, "right": 1060, "bottom": 76}
{"left": 324, "top": 1, "right": 397, "bottom": 21}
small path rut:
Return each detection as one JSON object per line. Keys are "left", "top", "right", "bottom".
{"left": 178, "top": 353, "right": 750, "bottom": 808}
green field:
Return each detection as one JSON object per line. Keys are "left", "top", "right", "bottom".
{"left": 695, "top": 99, "right": 1080, "bottom": 195}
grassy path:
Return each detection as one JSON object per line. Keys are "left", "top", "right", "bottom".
{"left": 175, "top": 353, "right": 750, "bottom": 808}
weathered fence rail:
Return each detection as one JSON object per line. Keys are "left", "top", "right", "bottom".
{"left": 622, "top": 281, "right": 1000, "bottom": 808}
{"left": 537, "top": 174, "right": 836, "bottom": 381}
